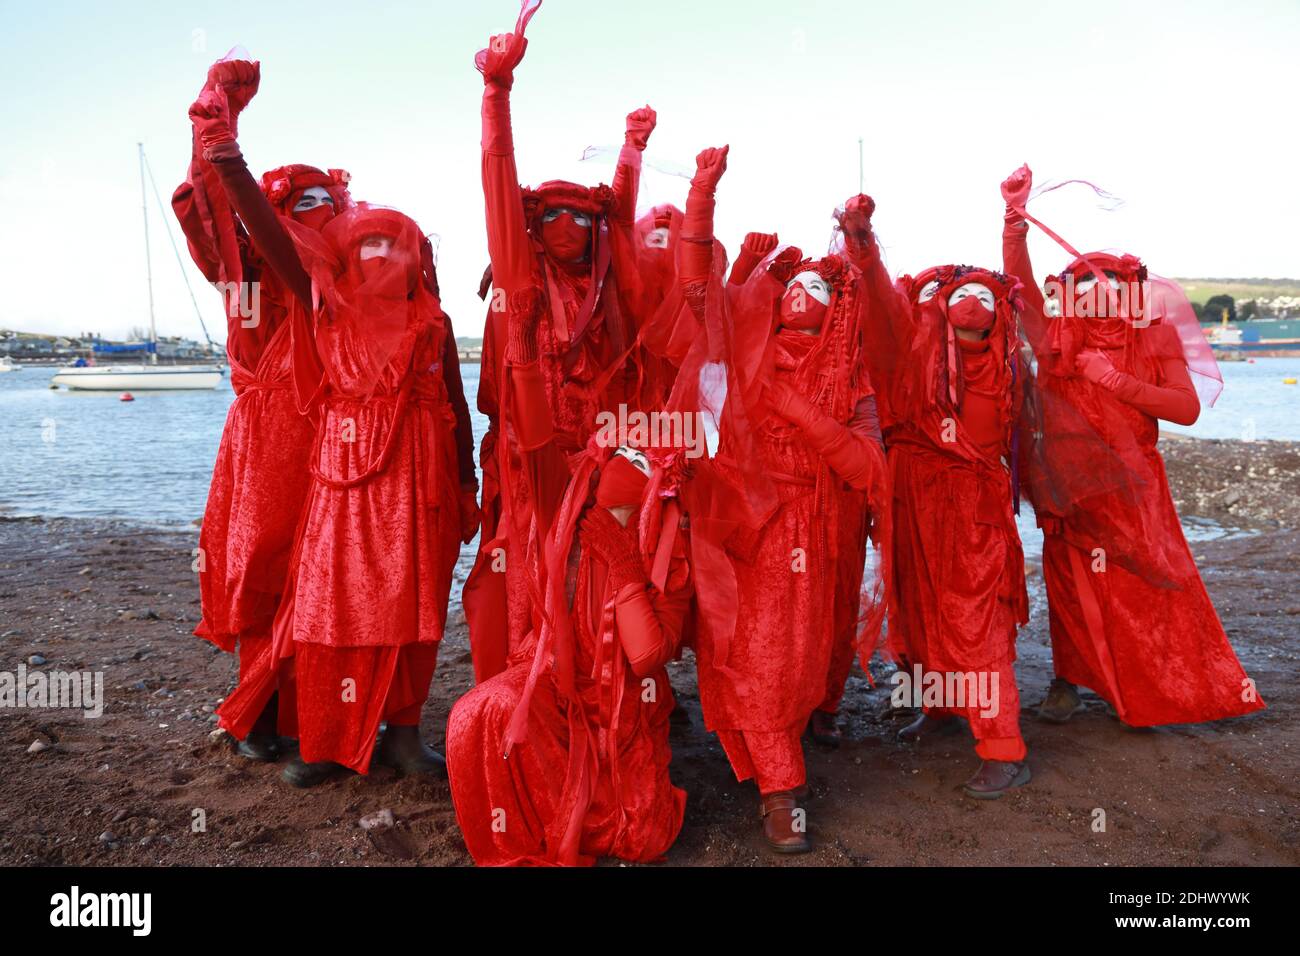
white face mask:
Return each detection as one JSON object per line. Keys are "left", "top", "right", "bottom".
{"left": 947, "top": 282, "right": 996, "bottom": 311}
{"left": 787, "top": 270, "right": 831, "bottom": 306}
{"left": 644, "top": 226, "right": 670, "bottom": 249}
{"left": 1074, "top": 272, "right": 1121, "bottom": 296}
{"left": 293, "top": 186, "right": 335, "bottom": 212}
{"left": 614, "top": 446, "right": 651, "bottom": 476}
{"left": 358, "top": 235, "right": 395, "bottom": 260}
{"left": 541, "top": 207, "right": 593, "bottom": 228}
{"left": 917, "top": 279, "right": 940, "bottom": 303}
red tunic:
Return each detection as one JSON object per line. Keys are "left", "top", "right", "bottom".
{"left": 448, "top": 337, "right": 689, "bottom": 865}
{"left": 1004, "top": 222, "right": 1265, "bottom": 726}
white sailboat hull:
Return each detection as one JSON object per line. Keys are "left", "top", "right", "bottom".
{"left": 50, "top": 364, "right": 223, "bottom": 391}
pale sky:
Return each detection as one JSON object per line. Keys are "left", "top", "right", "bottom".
{"left": 1, "top": 0, "right": 1296, "bottom": 343}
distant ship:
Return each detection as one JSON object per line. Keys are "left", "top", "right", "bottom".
{"left": 1201, "top": 317, "right": 1300, "bottom": 357}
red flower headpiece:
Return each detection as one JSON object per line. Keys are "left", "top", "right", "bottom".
{"left": 520, "top": 180, "right": 616, "bottom": 232}
{"left": 259, "top": 164, "right": 353, "bottom": 215}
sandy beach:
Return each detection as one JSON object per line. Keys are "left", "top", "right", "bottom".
{"left": 1, "top": 434, "right": 1296, "bottom": 867}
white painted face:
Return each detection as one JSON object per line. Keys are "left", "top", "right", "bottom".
{"left": 358, "top": 235, "right": 395, "bottom": 261}
{"left": 1074, "top": 271, "right": 1121, "bottom": 295}
{"left": 541, "top": 207, "right": 593, "bottom": 228}
{"left": 917, "top": 279, "right": 940, "bottom": 303}
{"left": 293, "top": 186, "right": 335, "bottom": 212}
{"left": 786, "top": 270, "right": 831, "bottom": 306}
{"left": 614, "top": 446, "right": 651, "bottom": 475}
{"left": 947, "top": 282, "right": 996, "bottom": 311}
{"left": 644, "top": 226, "right": 671, "bottom": 249}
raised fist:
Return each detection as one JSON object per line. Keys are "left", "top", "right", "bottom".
{"left": 206, "top": 59, "right": 260, "bottom": 118}
{"left": 741, "top": 232, "right": 779, "bottom": 259}
{"left": 691, "top": 145, "right": 729, "bottom": 193}
{"left": 189, "top": 88, "right": 234, "bottom": 150}
{"left": 1001, "top": 164, "right": 1033, "bottom": 209}
{"left": 478, "top": 32, "right": 528, "bottom": 87}
{"left": 624, "top": 105, "right": 657, "bottom": 150}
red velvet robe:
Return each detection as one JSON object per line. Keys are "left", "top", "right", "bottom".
{"left": 447, "top": 351, "right": 689, "bottom": 866}
{"left": 853, "top": 244, "right": 1029, "bottom": 760}
{"left": 463, "top": 78, "right": 653, "bottom": 686}
{"left": 1003, "top": 222, "right": 1265, "bottom": 726}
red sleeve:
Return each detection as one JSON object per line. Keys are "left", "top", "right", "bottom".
{"left": 506, "top": 357, "right": 569, "bottom": 533}
{"left": 847, "top": 235, "right": 913, "bottom": 397}
{"left": 782, "top": 391, "right": 886, "bottom": 492}
{"left": 679, "top": 180, "right": 715, "bottom": 285}
{"left": 614, "top": 578, "right": 692, "bottom": 678}
{"left": 727, "top": 247, "right": 763, "bottom": 286}
{"left": 440, "top": 327, "right": 478, "bottom": 487}
{"left": 1112, "top": 354, "right": 1201, "bottom": 426}
{"left": 481, "top": 83, "right": 534, "bottom": 297}
{"left": 203, "top": 141, "right": 312, "bottom": 310}
{"left": 1001, "top": 215, "right": 1050, "bottom": 356}
{"left": 609, "top": 144, "right": 642, "bottom": 227}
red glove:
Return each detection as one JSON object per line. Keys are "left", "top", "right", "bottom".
{"left": 459, "top": 485, "right": 482, "bottom": 544}
{"left": 690, "top": 145, "right": 729, "bottom": 195}
{"left": 1001, "top": 164, "right": 1032, "bottom": 223}
{"left": 766, "top": 379, "right": 810, "bottom": 425}
{"left": 478, "top": 31, "right": 528, "bottom": 89}
{"left": 206, "top": 59, "right": 260, "bottom": 123}
{"left": 581, "top": 507, "right": 647, "bottom": 592}
{"left": 624, "top": 105, "right": 657, "bottom": 150}
{"left": 189, "top": 88, "right": 235, "bottom": 152}
{"left": 729, "top": 232, "right": 779, "bottom": 285}
{"left": 839, "top": 193, "right": 876, "bottom": 259}
{"left": 505, "top": 289, "right": 542, "bottom": 365}
{"left": 1076, "top": 348, "right": 1126, "bottom": 391}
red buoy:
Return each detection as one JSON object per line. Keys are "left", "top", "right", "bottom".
{"left": 120, "top": 392, "right": 134, "bottom": 402}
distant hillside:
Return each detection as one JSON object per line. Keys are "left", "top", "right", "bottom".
{"left": 1175, "top": 279, "right": 1300, "bottom": 307}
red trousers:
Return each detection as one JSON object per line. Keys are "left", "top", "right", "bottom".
{"left": 921, "top": 654, "right": 1026, "bottom": 762}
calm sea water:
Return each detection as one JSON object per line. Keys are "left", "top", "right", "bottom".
{"left": 1, "top": 358, "right": 1296, "bottom": 529}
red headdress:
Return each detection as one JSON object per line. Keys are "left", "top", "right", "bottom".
{"left": 281, "top": 203, "right": 447, "bottom": 413}
{"left": 260, "top": 164, "right": 354, "bottom": 219}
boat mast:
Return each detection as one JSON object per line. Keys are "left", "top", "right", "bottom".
{"left": 138, "top": 142, "right": 157, "bottom": 366}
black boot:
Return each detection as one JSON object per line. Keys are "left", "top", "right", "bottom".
{"left": 378, "top": 725, "right": 447, "bottom": 777}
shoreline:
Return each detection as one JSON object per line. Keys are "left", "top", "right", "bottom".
{"left": 1, "top": 436, "right": 1296, "bottom": 866}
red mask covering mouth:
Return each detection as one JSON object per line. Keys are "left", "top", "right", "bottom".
{"left": 779, "top": 271, "right": 832, "bottom": 331}
{"left": 948, "top": 295, "right": 995, "bottom": 332}
{"left": 293, "top": 205, "right": 335, "bottom": 232}
{"left": 540, "top": 210, "right": 592, "bottom": 262}
{"left": 595, "top": 454, "right": 650, "bottom": 508}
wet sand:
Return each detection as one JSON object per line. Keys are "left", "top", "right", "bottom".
{"left": 1, "top": 435, "right": 1296, "bottom": 866}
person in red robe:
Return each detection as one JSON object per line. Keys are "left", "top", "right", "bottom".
{"left": 463, "top": 3, "right": 667, "bottom": 686}
{"left": 677, "top": 147, "right": 888, "bottom": 852}
{"left": 446, "top": 279, "right": 692, "bottom": 865}
{"left": 173, "top": 58, "right": 354, "bottom": 762}
{"left": 850, "top": 213, "right": 1032, "bottom": 796}
{"left": 1000, "top": 164, "right": 1265, "bottom": 728}
{"left": 726, "top": 228, "right": 871, "bottom": 750}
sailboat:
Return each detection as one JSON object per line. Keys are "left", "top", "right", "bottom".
{"left": 51, "top": 144, "right": 224, "bottom": 391}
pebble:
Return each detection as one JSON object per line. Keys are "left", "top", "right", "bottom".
{"left": 97, "top": 831, "right": 115, "bottom": 844}
{"left": 27, "top": 740, "right": 49, "bottom": 754}
{"left": 1, "top": 629, "right": 21, "bottom": 638}
{"left": 359, "top": 809, "right": 395, "bottom": 831}
{"left": 119, "top": 608, "right": 160, "bottom": 621}
{"left": 27, "top": 654, "right": 46, "bottom": 666}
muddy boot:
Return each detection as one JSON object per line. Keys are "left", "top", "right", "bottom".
{"left": 378, "top": 725, "right": 447, "bottom": 778}
{"left": 235, "top": 733, "right": 280, "bottom": 762}
{"left": 281, "top": 754, "right": 345, "bottom": 789}
{"left": 962, "top": 759, "right": 1031, "bottom": 800}
{"left": 760, "top": 791, "right": 811, "bottom": 855}
{"left": 807, "top": 710, "right": 842, "bottom": 748}
{"left": 1038, "top": 679, "right": 1085, "bottom": 724}
{"left": 236, "top": 695, "right": 282, "bottom": 761}
{"left": 897, "top": 711, "right": 958, "bottom": 744}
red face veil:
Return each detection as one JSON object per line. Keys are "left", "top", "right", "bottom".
{"left": 260, "top": 164, "right": 354, "bottom": 229}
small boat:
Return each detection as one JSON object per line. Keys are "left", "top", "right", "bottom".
{"left": 50, "top": 364, "right": 223, "bottom": 391}
{"left": 0, "top": 356, "right": 17, "bottom": 373}
{"left": 50, "top": 143, "right": 222, "bottom": 393}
